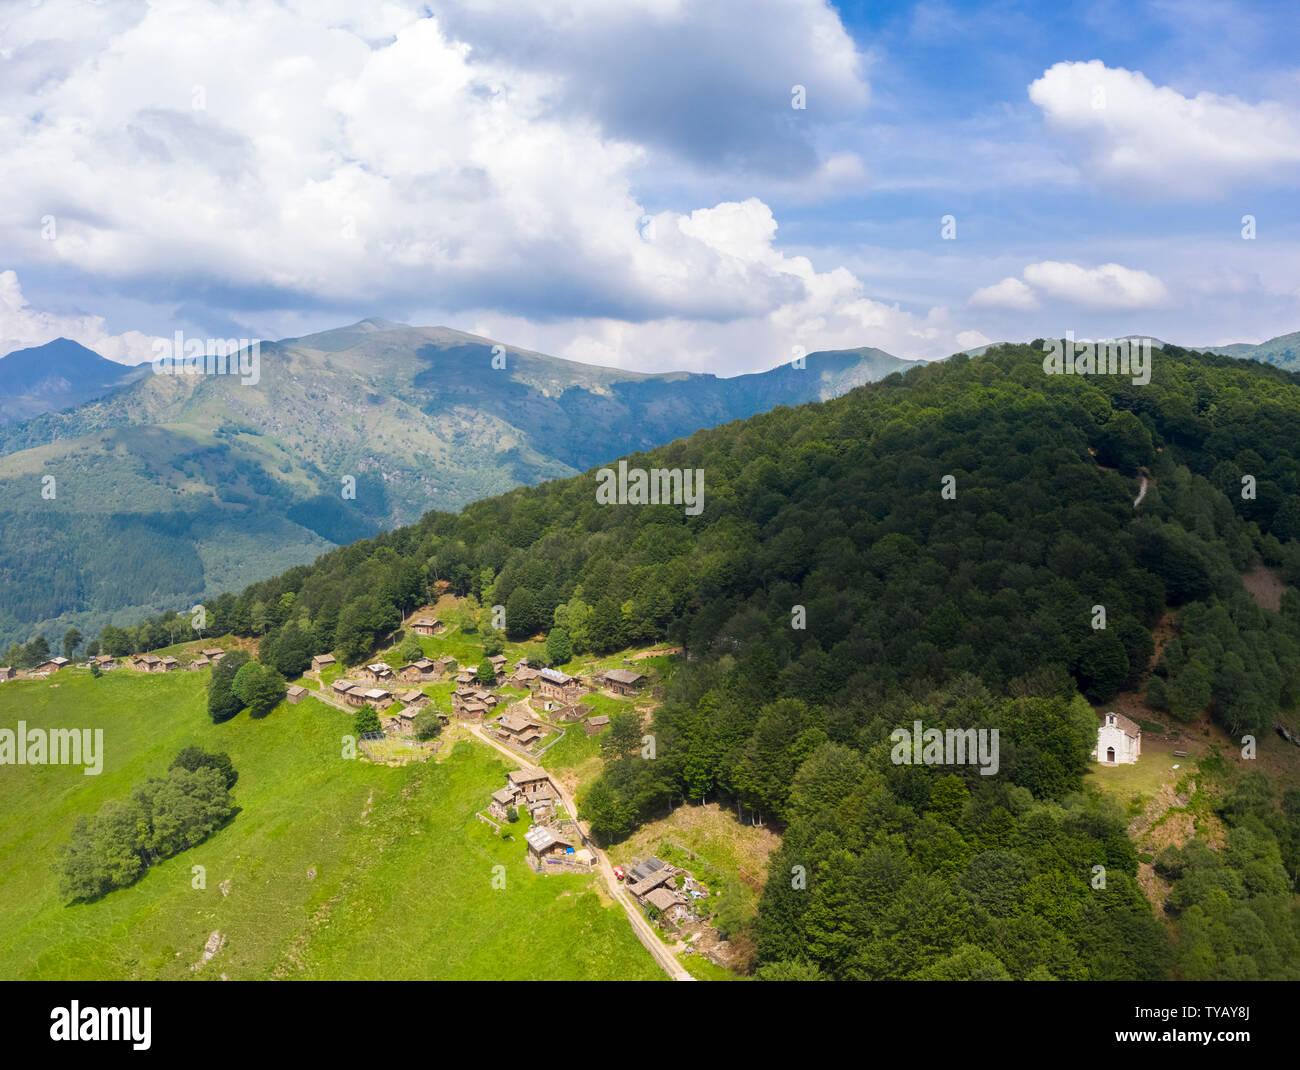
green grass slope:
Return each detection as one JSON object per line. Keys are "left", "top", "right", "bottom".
{"left": 0, "top": 670, "right": 660, "bottom": 980}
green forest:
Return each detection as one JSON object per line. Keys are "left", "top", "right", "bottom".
{"left": 65, "top": 340, "right": 1300, "bottom": 978}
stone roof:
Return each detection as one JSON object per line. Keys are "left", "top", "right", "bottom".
{"left": 603, "top": 669, "right": 646, "bottom": 685}
{"left": 645, "top": 887, "right": 683, "bottom": 912}
{"left": 1101, "top": 710, "right": 1141, "bottom": 739}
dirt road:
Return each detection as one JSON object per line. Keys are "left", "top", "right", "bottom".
{"left": 466, "top": 724, "right": 693, "bottom": 981}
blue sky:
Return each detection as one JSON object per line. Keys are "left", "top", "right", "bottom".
{"left": 0, "top": 0, "right": 1296, "bottom": 372}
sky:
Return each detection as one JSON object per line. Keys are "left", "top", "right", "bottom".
{"left": 0, "top": 0, "right": 1296, "bottom": 374}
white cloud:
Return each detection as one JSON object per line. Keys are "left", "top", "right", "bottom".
{"left": 969, "top": 277, "right": 1038, "bottom": 310}
{"left": 1022, "top": 261, "right": 1169, "bottom": 308}
{"left": 969, "top": 261, "right": 1168, "bottom": 312}
{"left": 0, "top": 271, "right": 161, "bottom": 364}
{"left": 0, "top": 0, "right": 872, "bottom": 335}
{"left": 1029, "top": 60, "right": 1300, "bottom": 195}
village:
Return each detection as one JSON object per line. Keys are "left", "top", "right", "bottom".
{"left": 0, "top": 590, "right": 1227, "bottom": 982}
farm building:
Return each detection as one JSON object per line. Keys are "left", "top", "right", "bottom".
{"left": 625, "top": 857, "right": 679, "bottom": 904}
{"left": 398, "top": 658, "right": 440, "bottom": 683}
{"left": 34, "top": 657, "right": 70, "bottom": 674}
{"left": 311, "top": 653, "right": 336, "bottom": 673}
{"left": 452, "top": 686, "right": 498, "bottom": 720}
{"left": 361, "top": 662, "right": 395, "bottom": 685}
{"left": 524, "top": 825, "right": 576, "bottom": 866}
{"left": 507, "top": 768, "right": 558, "bottom": 819}
{"left": 408, "top": 615, "right": 440, "bottom": 636}
{"left": 1093, "top": 711, "right": 1141, "bottom": 765}
{"left": 432, "top": 656, "right": 457, "bottom": 675}
{"left": 91, "top": 655, "right": 119, "bottom": 671}
{"left": 489, "top": 786, "right": 519, "bottom": 821}
{"left": 599, "top": 668, "right": 647, "bottom": 697}
{"left": 584, "top": 715, "right": 611, "bottom": 736}
{"left": 644, "top": 886, "right": 689, "bottom": 927}
{"left": 509, "top": 663, "right": 541, "bottom": 687}
{"left": 201, "top": 648, "right": 226, "bottom": 662}
{"left": 495, "top": 710, "right": 546, "bottom": 746}
{"left": 383, "top": 708, "right": 420, "bottom": 736}
{"left": 159, "top": 656, "right": 179, "bottom": 672}
{"left": 396, "top": 689, "right": 430, "bottom": 710}
{"left": 286, "top": 685, "right": 307, "bottom": 704}
{"left": 487, "top": 654, "right": 508, "bottom": 677}
{"left": 189, "top": 655, "right": 210, "bottom": 670}
{"left": 362, "top": 687, "right": 395, "bottom": 711}
{"left": 537, "top": 668, "right": 584, "bottom": 705}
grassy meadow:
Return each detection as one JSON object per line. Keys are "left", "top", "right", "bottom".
{"left": 0, "top": 668, "right": 661, "bottom": 980}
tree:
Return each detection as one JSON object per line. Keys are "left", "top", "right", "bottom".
{"left": 412, "top": 709, "right": 442, "bottom": 741}
{"left": 24, "top": 635, "right": 50, "bottom": 667}
{"left": 476, "top": 660, "right": 497, "bottom": 686}
{"left": 207, "top": 650, "right": 250, "bottom": 722}
{"left": 241, "top": 664, "right": 286, "bottom": 718}
{"left": 1073, "top": 631, "right": 1129, "bottom": 702}
{"left": 63, "top": 627, "right": 83, "bottom": 661}
{"left": 545, "top": 626, "right": 572, "bottom": 667}
{"left": 170, "top": 746, "right": 238, "bottom": 788}
{"left": 354, "top": 703, "right": 381, "bottom": 736}
{"left": 505, "top": 587, "right": 540, "bottom": 639}
{"left": 398, "top": 633, "right": 423, "bottom": 665}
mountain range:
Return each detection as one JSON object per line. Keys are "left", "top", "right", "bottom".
{"left": 0, "top": 320, "right": 916, "bottom": 646}
{"left": 0, "top": 338, "right": 148, "bottom": 425}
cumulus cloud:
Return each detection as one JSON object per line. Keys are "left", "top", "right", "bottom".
{"left": 432, "top": 0, "right": 869, "bottom": 177}
{"left": 1022, "top": 261, "right": 1169, "bottom": 308}
{"left": 1028, "top": 60, "right": 1300, "bottom": 195}
{"left": 0, "top": 271, "right": 161, "bottom": 364}
{"left": 969, "top": 261, "right": 1168, "bottom": 311}
{"left": 0, "top": 0, "right": 871, "bottom": 336}
{"left": 969, "top": 277, "right": 1038, "bottom": 310}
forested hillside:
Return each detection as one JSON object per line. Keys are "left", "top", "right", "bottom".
{"left": 72, "top": 340, "right": 1300, "bottom": 979}
{"left": 0, "top": 321, "right": 911, "bottom": 648}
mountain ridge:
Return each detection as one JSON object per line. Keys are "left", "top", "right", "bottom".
{"left": 0, "top": 321, "right": 920, "bottom": 647}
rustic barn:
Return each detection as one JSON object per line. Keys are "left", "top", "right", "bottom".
{"left": 600, "top": 668, "right": 647, "bottom": 697}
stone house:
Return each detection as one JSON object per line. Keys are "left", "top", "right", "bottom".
{"left": 599, "top": 668, "right": 647, "bottom": 697}
{"left": 361, "top": 662, "right": 395, "bottom": 685}
{"left": 408, "top": 615, "right": 440, "bottom": 637}
{"left": 537, "top": 668, "right": 584, "bottom": 705}
{"left": 286, "top": 684, "right": 307, "bottom": 705}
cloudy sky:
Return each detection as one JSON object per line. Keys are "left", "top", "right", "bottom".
{"left": 1, "top": 0, "right": 1296, "bottom": 373}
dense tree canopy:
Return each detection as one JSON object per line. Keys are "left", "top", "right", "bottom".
{"left": 97, "top": 341, "right": 1300, "bottom": 977}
